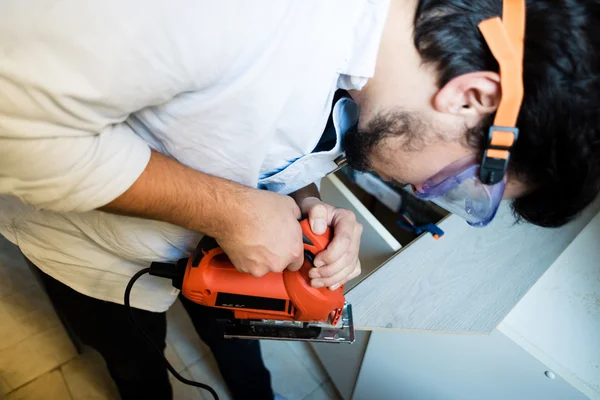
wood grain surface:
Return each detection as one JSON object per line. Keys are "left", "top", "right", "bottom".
{"left": 346, "top": 198, "right": 600, "bottom": 333}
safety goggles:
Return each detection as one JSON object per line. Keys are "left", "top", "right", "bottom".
{"left": 413, "top": 156, "right": 506, "bottom": 227}
{"left": 414, "top": 0, "right": 526, "bottom": 227}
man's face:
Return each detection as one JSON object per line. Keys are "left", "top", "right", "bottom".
{"left": 342, "top": 109, "right": 472, "bottom": 188}
{"left": 342, "top": 109, "right": 528, "bottom": 199}
{"left": 340, "top": 0, "right": 477, "bottom": 191}
{"left": 342, "top": 0, "right": 530, "bottom": 199}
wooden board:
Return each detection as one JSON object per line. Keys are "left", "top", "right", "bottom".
{"left": 499, "top": 211, "right": 600, "bottom": 399}
{"left": 345, "top": 198, "right": 600, "bottom": 333}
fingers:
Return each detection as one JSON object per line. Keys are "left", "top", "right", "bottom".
{"left": 287, "top": 251, "right": 305, "bottom": 271}
{"left": 234, "top": 260, "right": 271, "bottom": 278}
{"left": 331, "top": 260, "right": 362, "bottom": 290}
{"left": 310, "top": 209, "right": 363, "bottom": 289}
{"left": 313, "top": 210, "right": 358, "bottom": 267}
{"left": 248, "top": 266, "right": 270, "bottom": 278}
{"left": 222, "top": 189, "right": 307, "bottom": 278}
{"left": 345, "top": 264, "right": 362, "bottom": 282}
{"left": 311, "top": 258, "right": 361, "bottom": 289}
{"left": 291, "top": 200, "right": 302, "bottom": 220}
{"left": 287, "top": 219, "right": 306, "bottom": 271}
{"left": 236, "top": 242, "right": 304, "bottom": 275}
{"left": 309, "top": 254, "right": 353, "bottom": 281}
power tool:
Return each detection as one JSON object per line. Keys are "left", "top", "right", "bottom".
{"left": 124, "top": 219, "right": 354, "bottom": 399}
{"left": 147, "top": 219, "right": 354, "bottom": 343}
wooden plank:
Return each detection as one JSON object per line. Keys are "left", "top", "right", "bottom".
{"left": 346, "top": 198, "right": 600, "bottom": 333}
{"left": 320, "top": 175, "right": 400, "bottom": 292}
{"left": 499, "top": 211, "right": 600, "bottom": 400}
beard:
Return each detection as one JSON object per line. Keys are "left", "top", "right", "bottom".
{"left": 342, "top": 110, "right": 419, "bottom": 172}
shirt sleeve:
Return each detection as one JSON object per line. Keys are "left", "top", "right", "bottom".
{"left": 0, "top": 125, "right": 150, "bottom": 212}
{"left": 0, "top": 1, "right": 219, "bottom": 212}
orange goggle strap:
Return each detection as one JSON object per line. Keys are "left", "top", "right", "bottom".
{"left": 477, "top": 0, "right": 525, "bottom": 185}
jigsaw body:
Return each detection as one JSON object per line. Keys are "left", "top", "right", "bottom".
{"left": 152, "top": 220, "right": 354, "bottom": 343}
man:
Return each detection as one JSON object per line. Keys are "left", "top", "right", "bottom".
{"left": 1, "top": 0, "right": 598, "bottom": 399}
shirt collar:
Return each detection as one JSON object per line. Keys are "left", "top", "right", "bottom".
{"left": 337, "top": 0, "right": 390, "bottom": 91}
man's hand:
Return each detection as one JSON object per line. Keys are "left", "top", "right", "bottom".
{"left": 104, "top": 150, "right": 306, "bottom": 277}
{"left": 216, "top": 188, "right": 306, "bottom": 277}
{"left": 299, "top": 197, "right": 362, "bottom": 290}
{"left": 104, "top": 151, "right": 357, "bottom": 280}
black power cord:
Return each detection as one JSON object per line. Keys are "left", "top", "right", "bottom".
{"left": 124, "top": 268, "right": 219, "bottom": 400}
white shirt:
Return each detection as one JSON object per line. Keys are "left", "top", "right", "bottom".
{"left": 0, "top": 0, "right": 388, "bottom": 312}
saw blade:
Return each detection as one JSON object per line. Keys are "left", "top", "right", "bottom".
{"left": 223, "top": 303, "right": 355, "bottom": 343}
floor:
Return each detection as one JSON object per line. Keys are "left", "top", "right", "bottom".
{"left": 0, "top": 237, "right": 341, "bottom": 400}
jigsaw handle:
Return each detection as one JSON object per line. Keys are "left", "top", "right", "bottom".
{"left": 283, "top": 221, "right": 345, "bottom": 324}
{"left": 299, "top": 219, "right": 331, "bottom": 257}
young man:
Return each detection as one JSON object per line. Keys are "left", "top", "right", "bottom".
{"left": 1, "top": 0, "right": 598, "bottom": 399}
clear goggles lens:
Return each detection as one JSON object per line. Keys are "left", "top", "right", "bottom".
{"left": 413, "top": 158, "right": 505, "bottom": 227}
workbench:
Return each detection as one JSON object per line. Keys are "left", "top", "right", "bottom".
{"left": 311, "top": 171, "right": 600, "bottom": 400}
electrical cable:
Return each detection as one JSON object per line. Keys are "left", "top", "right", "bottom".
{"left": 124, "top": 268, "right": 219, "bottom": 400}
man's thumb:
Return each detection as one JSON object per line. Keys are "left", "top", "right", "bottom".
{"left": 309, "top": 203, "right": 328, "bottom": 235}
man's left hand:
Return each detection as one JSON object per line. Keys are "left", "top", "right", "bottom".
{"left": 299, "top": 197, "right": 363, "bottom": 290}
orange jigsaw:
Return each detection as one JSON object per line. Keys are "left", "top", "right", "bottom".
{"left": 150, "top": 219, "right": 354, "bottom": 343}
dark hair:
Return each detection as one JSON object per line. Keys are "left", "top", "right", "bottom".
{"left": 413, "top": 0, "right": 600, "bottom": 227}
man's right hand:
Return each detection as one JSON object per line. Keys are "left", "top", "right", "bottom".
{"left": 216, "top": 188, "right": 306, "bottom": 277}
{"left": 103, "top": 150, "right": 306, "bottom": 277}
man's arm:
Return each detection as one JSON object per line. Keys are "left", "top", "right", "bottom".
{"left": 0, "top": 2, "right": 308, "bottom": 276}
{"left": 102, "top": 150, "right": 246, "bottom": 238}
{"left": 100, "top": 150, "right": 306, "bottom": 275}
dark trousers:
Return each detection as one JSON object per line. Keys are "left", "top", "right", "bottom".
{"left": 29, "top": 262, "right": 274, "bottom": 400}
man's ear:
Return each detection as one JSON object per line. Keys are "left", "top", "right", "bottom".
{"left": 433, "top": 71, "right": 501, "bottom": 124}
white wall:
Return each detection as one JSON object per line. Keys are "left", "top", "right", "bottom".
{"left": 352, "top": 330, "right": 588, "bottom": 400}
{"left": 499, "top": 210, "right": 600, "bottom": 399}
